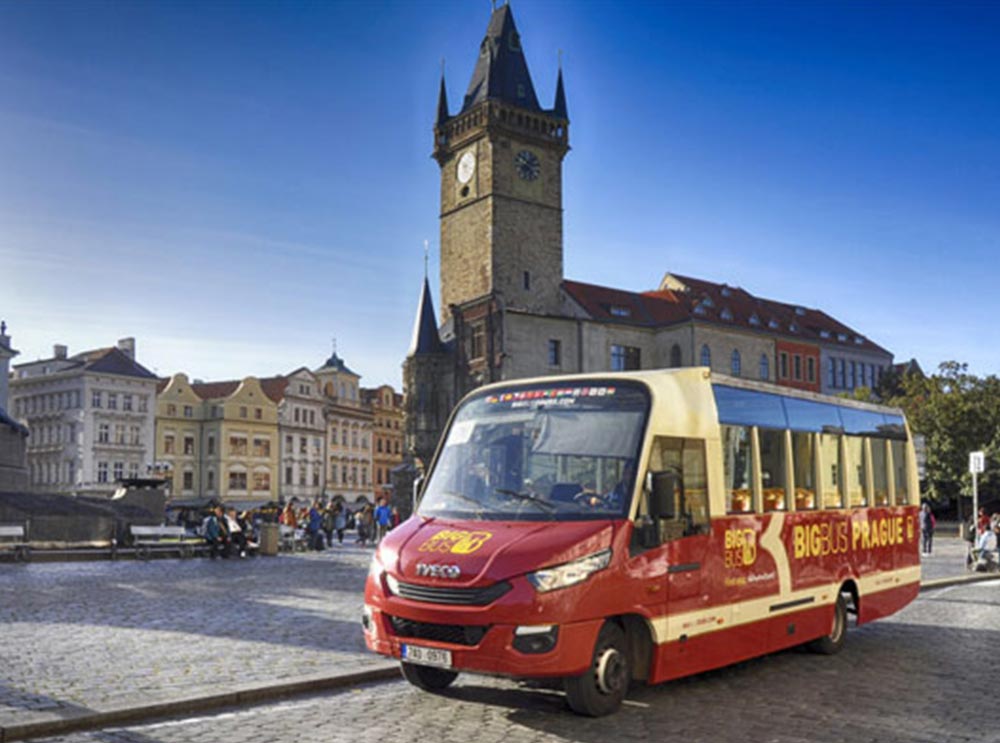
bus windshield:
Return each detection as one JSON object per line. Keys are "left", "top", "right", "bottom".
{"left": 419, "top": 382, "right": 650, "bottom": 521}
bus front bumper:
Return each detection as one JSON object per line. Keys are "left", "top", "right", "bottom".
{"left": 363, "top": 604, "right": 601, "bottom": 678}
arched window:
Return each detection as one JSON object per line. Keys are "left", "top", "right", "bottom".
{"left": 670, "top": 344, "right": 682, "bottom": 368}
{"left": 731, "top": 349, "right": 742, "bottom": 376}
{"left": 700, "top": 344, "right": 711, "bottom": 367}
{"left": 759, "top": 354, "right": 770, "bottom": 381}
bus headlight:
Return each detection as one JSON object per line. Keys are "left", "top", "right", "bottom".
{"left": 527, "top": 549, "right": 612, "bottom": 593}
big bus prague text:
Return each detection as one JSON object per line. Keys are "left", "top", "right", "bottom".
{"left": 363, "top": 368, "right": 920, "bottom": 716}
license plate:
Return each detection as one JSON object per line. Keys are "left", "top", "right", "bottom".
{"left": 402, "top": 644, "right": 453, "bottom": 668}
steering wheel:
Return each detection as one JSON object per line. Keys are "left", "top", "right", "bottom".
{"left": 573, "top": 490, "right": 604, "bottom": 507}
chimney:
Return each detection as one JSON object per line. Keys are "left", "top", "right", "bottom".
{"left": 53, "top": 344, "right": 68, "bottom": 360}
{"left": 117, "top": 337, "right": 136, "bottom": 360}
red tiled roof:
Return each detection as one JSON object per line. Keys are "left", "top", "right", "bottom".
{"left": 562, "top": 280, "right": 689, "bottom": 327}
{"left": 189, "top": 376, "right": 289, "bottom": 404}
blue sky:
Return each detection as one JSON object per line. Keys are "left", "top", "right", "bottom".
{"left": 2, "top": 0, "right": 998, "bottom": 386}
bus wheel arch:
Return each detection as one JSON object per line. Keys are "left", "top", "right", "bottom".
{"left": 807, "top": 582, "right": 855, "bottom": 655}
{"left": 564, "top": 619, "right": 631, "bottom": 716}
{"left": 840, "top": 579, "right": 860, "bottom": 624}
{"left": 618, "top": 614, "right": 654, "bottom": 683}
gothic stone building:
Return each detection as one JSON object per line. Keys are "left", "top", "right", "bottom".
{"left": 403, "top": 4, "right": 894, "bottom": 471}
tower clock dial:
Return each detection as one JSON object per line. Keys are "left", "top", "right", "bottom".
{"left": 514, "top": 150, "right": 540, "bottom": 181}
{"left": 457, "top": 150, "right": 476, "bottom": 185}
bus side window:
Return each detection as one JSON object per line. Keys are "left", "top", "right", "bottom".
{"left": 647, "top": 436, "right": 710, "bottom": 538}
{"left": 871, "top": 439, "right": 890, "bottom": 506}
{"left": 890, "top": 440, "right": 910, "bottom": 504}
{"left": 819, "top": 433, "right": 843, "bottom": 509}
{"left": 721, "top": 425, "right": 753, "bottom": 514}
{"left": 791, "top": 432, "right": 817, "bottom": 510}
{"left": 845, "top": 436, "right": 867, "bottom": 507}
{"left": 758, "top": 428, "right": 788, "bottom": 512}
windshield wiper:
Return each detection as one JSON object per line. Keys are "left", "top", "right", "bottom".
{"left": 493, "top": 488, "right": 556, "bottom": 513}
{"left": 442, "top": 491, "right": 485, "bottom": 518}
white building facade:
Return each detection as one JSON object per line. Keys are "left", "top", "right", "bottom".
{"left": 10, "top": 338, "right": 158, "bottom": 496}
{"left": 278, "top": 368, "right": 328, "bottom": 503}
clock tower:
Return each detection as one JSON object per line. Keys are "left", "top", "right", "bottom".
{"left": 434, "top": 2, "right": 569, "bottom": 324}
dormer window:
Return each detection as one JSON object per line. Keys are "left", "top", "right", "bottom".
{"left": 768, "top": 319, "right": 780, "bottom": 330}
{"left": 720, "top": 308, "right": 733, "bottom": 321}
{"left": 609, "top": 305, "right": 631, "bottom": 318}
{"left": 694, "top": 304, "right": 707, "bottom": 316}
{"left": 721, "top": 286, "right": 732, "bottom": 298}
{"left": 749, "top": 314, "right": 761, "bottom": 326}
{"left": 854, "top": 336, "right": 864, "bottom": 345}
{"left": 789, "top": 322, "right": 799, "bottom": 332}
{"left": 820, "top": 330, "right": 831, "bottom": 339}
{"left": 795, "top": 307, "right": 806, "bottom": 316}
{"left": 701, "top": 296, "right": 714, "bottom": 308}
{"left": 837, "top": 333, "right": 848, "bottom": 342}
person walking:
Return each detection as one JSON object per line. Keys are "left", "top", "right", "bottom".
{"left": 374, "top": 498, "right": 392, "bottom": 544}
{"left": 919, "top": 502, "right": 936, "bottom": 556}
{"left": 333, "top": 503, "right": 347, "bottom": 545}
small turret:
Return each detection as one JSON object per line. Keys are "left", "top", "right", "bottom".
{"left": 553, "top": 67, "right": 568, "bottom": 119}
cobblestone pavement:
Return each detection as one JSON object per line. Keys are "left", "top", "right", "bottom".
{"left": 0, "top": 533, "right": 984, "bottom": 738}
{"left": 0, "top": 544, "right": 382, "bottom": 729}
{"left": 32, "top": 580, "right": 1000, "bottom": 743}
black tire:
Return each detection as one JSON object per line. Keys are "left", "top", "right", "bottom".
{"left": 564, "top": 621, "right": 630, "bottom": 717}
{"left": 808, "top": 593, "right": 848, "bottom": 655}
{"left": 400, "top": 662, "right": 458, "bottom": 692}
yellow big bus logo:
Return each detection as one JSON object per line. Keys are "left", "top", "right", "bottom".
{"left": 418, "top": 530, "right": 493, "bottom": 555}
{"left": 724, "top": 527, "right": 757, "bottom": 568}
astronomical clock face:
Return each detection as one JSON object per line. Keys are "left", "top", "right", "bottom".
{"left": 457, "top": 150, "right": 476, "bottom": 185}
{"left": 514, "top": 150, "right": 540, "bottom": 181}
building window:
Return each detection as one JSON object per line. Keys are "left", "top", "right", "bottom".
{"left": 255, "top": 407, "right": 262, "bottom": 420}
{"left": 183, "top": 405, "right": 193, "bottom": 418}
{"left": 759, "top": 354, "right": 769, "bottom": 381}
{"left": 113, "top": 461, "right": 124, "bottom": 481}
{"left": 700, "top": 344, "right": 711, "bottom": 367}
{"left": 138, "top": 396, "right": 148, "bottom": 413}
{"left": 115, "top": 424, "right": 126, "bottom": 444}
{"left": 207, "top": 470, "right": 215, "bottom": 491}
{"left": 548, "top": 339, "right": 561, "bottom": 367}
{"left": 523, "top": 271, "right": 530, "bottom": 290}
{"left": 300, "top": 436, "right": 307, "bottom": 454}
{"left": 97, "top": 461, "right": 109, "bottom": 483}
{"left": 470, "top": 324, "right": 486, "bottom": 360}
{"left": 92, "top": 391, "right": 102, "bottom": 408}
{"left": 828, "top": 358, "right": 836, "bottom": 388}
{"left": 294, "top": 408, "right": 300, "bottom": 423}
{"left": 98, "top": 423, "right": 110, "bottom": 444}
{"left": 849, "top": 361, "right": 857, "bottom": 389}
{"left": 182, "top": 470, "right": 194, "bottom": 491}
{"left": 793, "top": 355, "right": 802, "bottom": 381}
{"left": 837, "top": 359, "right": 846, "bottom": 388}
{"left": 253, "top": 437, "right": 271, "bottom": 458}
{"left": 207, "top": 436, "right": 215, "bottom": 456}
{"left": 731, "top": 349, "right": 741, "bottom": 377}
{"left": 183, "top": 436, "right": 195, "bottom": 455}
{"left": 610, "top": 344, "right": 640, "bottom": 371}
{"left": 609, "top": 305, "right": 631, "bottom": 318}
{"left": 807, "top": 357, "right": 816, "bottom": 383}
{"left": 123, "top": 395, "right": 133, "bottom": 412}
{"left": 670, "top": 344, "right": 682, "bottom": 368}
{"left": 239, "top": 406, "right": 247, "bottom": 419}
{"left": 285, "top": 466, "right": 293, "bottom": 485}
{"left": 107, "top": 393, "right": 117, "bottom": 410}
{"left": 229, "top": 436, "right": 247, "bottom": 456}
{"left": 129, "top": 425, "right": 140, "bottom": 445}
{"left": 779, "top": 352, "right": 789, "bottom": 379}
{"left": 163, "top": 434, "right": 175, "bottom": 454}
{"left": 229, "top": 470, "right": 248, "bottom": 491}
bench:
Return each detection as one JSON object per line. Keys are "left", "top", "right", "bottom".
{"left": 129, "top": 525, "right": 202, "bottom": 560}
{"left": 0, "top": 523, "right": 30, "bottom": 562}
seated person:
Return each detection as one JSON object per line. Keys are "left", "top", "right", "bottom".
{"left": 975, "top": 524, "right": 998, "bottom": 571}
{"left": 577, "top": 461, "right": 635, "bottom": 511}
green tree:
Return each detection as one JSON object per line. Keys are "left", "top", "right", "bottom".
{"left": 890, "top": 362, "right": 1000, "bottom": 515}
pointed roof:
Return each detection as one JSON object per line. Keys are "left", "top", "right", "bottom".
{"left": 318, "top": 352, "right": 360, "bottom": 378}
{"left": 436, "top": 74, "right": 450, "bottom": 127}
{"left": 462, "top": 4, "right": 541, "bottom": 113}
{"left": 409, "top": 278, "right": 444, "bottom": 355}
{"left": 553, "top": 68, "right": 567, "bottom": 119}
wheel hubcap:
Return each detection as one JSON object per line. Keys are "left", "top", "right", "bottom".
{"left": 595, "top": 647, "right": 624, "bottom": 695}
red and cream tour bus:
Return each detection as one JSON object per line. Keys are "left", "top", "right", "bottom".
{"left": 363, "top": 368, "right": 920, "bottom": 716}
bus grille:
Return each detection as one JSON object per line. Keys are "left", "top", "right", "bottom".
{"left": 389, "top": 616, "right": 489, "bottom": 646}
{"left": 394, "top": 580, "right": 512, "bottom": 606}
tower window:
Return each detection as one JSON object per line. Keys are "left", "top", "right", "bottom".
{"left": 548, "top": 339, "right": 561, "bottom": 367}
{"left": 470, "top": 324, "right": 486, "bottom": 360}
{"left": 523, "top": 271, "right": 530, "bottom": 290}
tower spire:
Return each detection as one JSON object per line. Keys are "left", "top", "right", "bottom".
{"left": 436, "top": 64, "right": 450, "bottom": 128}
{"left": 553, "top": 63, "right": 568, "bottom": 119}
{"left": 408, "top": 278, "right": 444, "bottom": 356}
{"left": 462, "top": 3, "right": 540, "bottom": 112}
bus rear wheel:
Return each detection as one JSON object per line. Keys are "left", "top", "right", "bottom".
{"left": 400, "top": 662, "right": 458, "bottom": 692}
{"left": 564, "top": 621, "right": 630, "bottom": 717}
{"left": 808, "top": 593, "right": 847, "bottom": 655}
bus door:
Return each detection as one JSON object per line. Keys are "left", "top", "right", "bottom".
{"left": 642, "top": 438, "right": 716, "bottom": 676}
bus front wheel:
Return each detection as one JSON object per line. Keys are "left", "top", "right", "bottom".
{"left": 400, "top": 662, "right": 458, "bottom": 692}
{"left": 808, "top": 593, "right": 847, "bottom": 655}
{"left": 564, "top": 621, "right": 630, "bottom": 717}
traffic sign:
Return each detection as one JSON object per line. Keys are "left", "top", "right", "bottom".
{"left": 970, "top": 451, "right": 985, "bottom": 474}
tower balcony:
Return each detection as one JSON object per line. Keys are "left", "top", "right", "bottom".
{"left": 434, "top": 101, "right": 569, "bottom": 163}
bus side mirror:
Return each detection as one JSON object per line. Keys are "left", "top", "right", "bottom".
{"left": 648, "top": 471, "right": 678, "bottom": 521}
{"left": 412, "top": 475, "right": 425, "bottom": 511}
